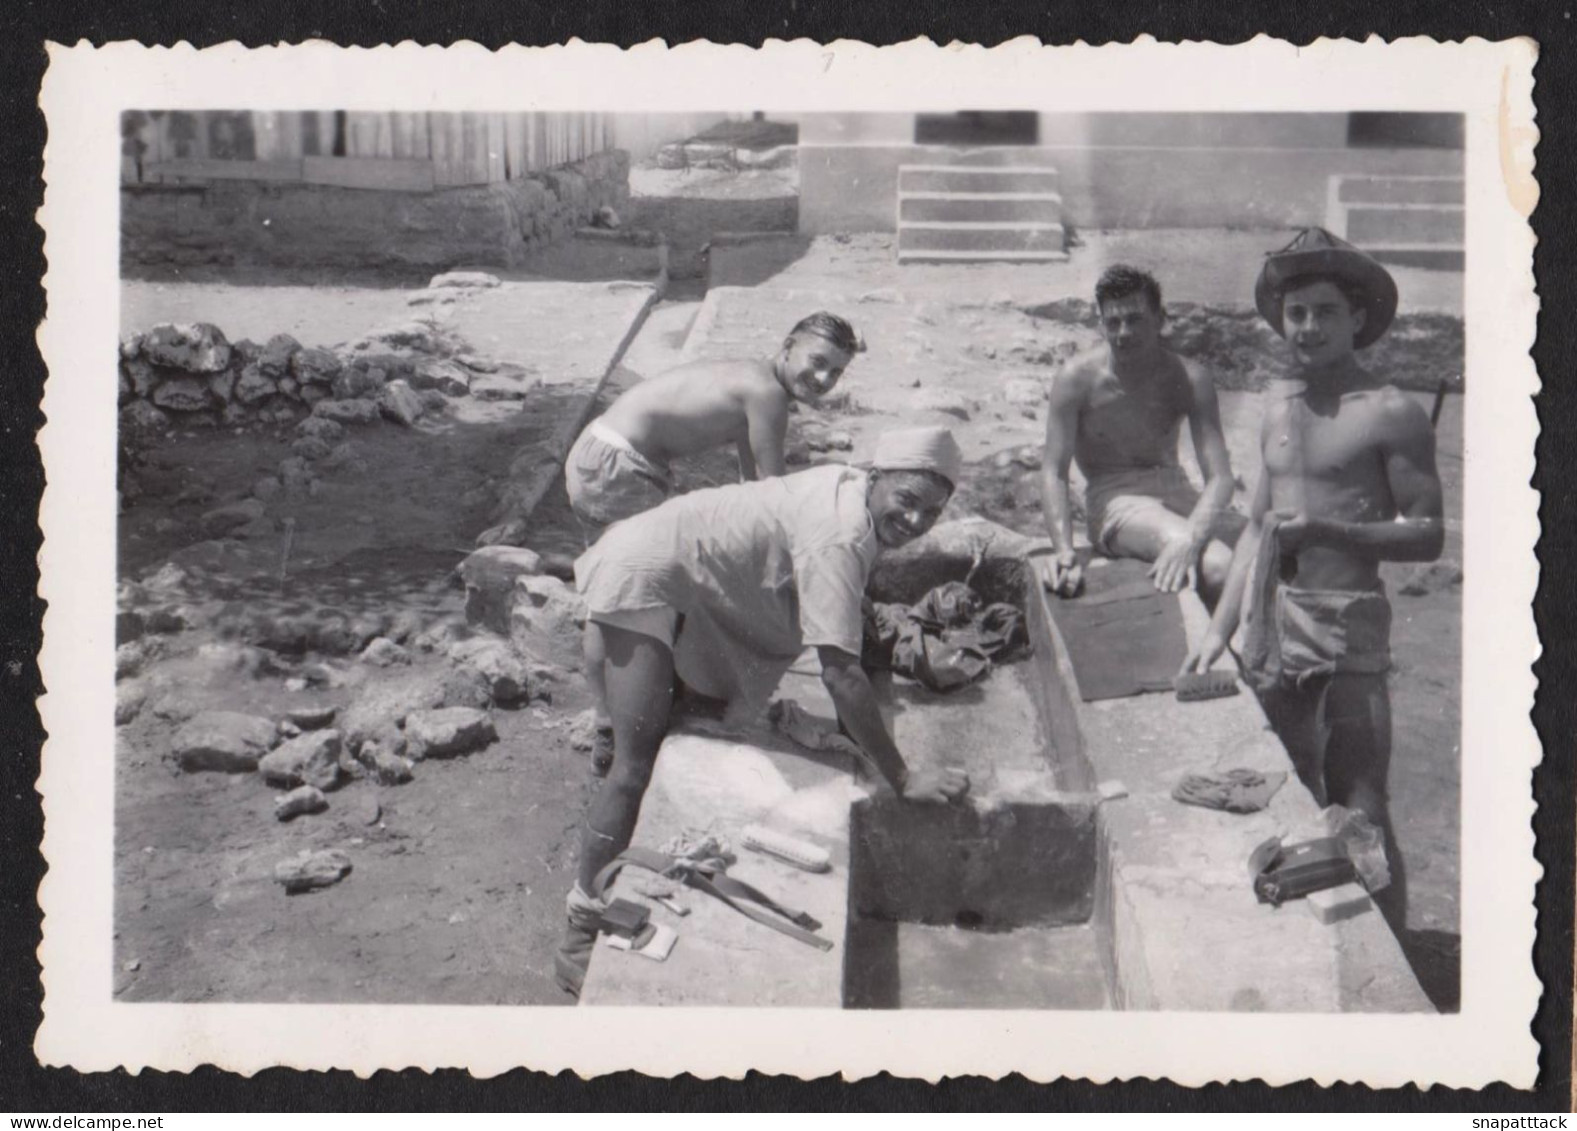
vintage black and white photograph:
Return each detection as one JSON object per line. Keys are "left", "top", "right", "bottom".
{"left": 35, "top": 39, "right": 1539, "bottom": 1085}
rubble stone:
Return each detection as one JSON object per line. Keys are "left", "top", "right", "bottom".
{"left": 292, "top": 436, "right": 333, "bottom": 461}
{"left": 313, "top": 398, "right": 382, "bottom": 426}
{"left": 274, "top": 785, "right": 328, "bottom": 821}
{"left": 460, "top": 546, "right": 543, "bottom": 633}
{"left": 378, "top": 380, "right": 426, "bottom": 427}
{"left": 207, "top": 368, "right": 237, "bottom": 404}
{"left": 333, "top": 365, "right": 386, "bottom": 400}
{"left": 259, "top": 333, "right": 302, "bottom": 378}
{"left": 357, "top": 741, "right": 415, "bottom": 785}
{"left": 508, "top": 575, "right": 586, "bottom": 671}
{"left": 273, "top": 850, "right": 352, "bottom": 893}
{"left": 287, "top": 705, "right": 337, "bottom": 730}
{"left": 296, "top": 416, "right": 346, "bottom": 443}
{"left": 447, "top": 636, "right": 531, "bottom": 706}
{"left": 232, "top": 365, "right": 278, "bottom": 405}
{"left": 120, "top": 400, "right": 171, "bottom": 434}
{"left": 151, "top": 377, "right": 214, "bottom": 413}
{"left": 361, "top": 637, "right": 412, "bottom": 667}
{"left": 174, "top": 711, "right": 279, "bottom": 773}
{"left": 142, "top": 323, "right": 232, "bottom": 373}
{"left": 259, "top": 729, "right": 344, "bottom": 791}
{"left": 411, "top": 358, "right": 471, "bottom": 396}
{"left": 403, "top": 707, "right": 497, "bottom": 760}
{"left": 291, "top": 347, "right": 342, "bottom": 385}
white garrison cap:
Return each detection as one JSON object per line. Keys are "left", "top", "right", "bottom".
{"left": 870, "top": 426, "right": 963, "bottom": 489}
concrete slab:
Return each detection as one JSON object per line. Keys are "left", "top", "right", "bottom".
{"left": 580, "top": 670, "right": 869, "bottom": 1008}
{"left": 1037, "top": 581, "right": 1434, "bottom": 1013}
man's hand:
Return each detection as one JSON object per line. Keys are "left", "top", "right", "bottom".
{"left": 1038, "top": 550, "right": 1084, "bottom": 598}
{"left": 1149, "top": 534, "right": 1202, "bottom": 594}
{"left": 1272, "top": 511, "right": 1323, "bottom": 553}
{"left": 901, "top": 765, "right": 970, "bottom": 804}
{"left": 1179, "top": 629, "right": 1230, "bottom": 677}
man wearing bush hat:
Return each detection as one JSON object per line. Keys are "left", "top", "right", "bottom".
{"left": 555, "top": 426, "right": 971, "bottom": 995}
{"left": 1183, "top": 227, "right": 1444, "bottom": 930}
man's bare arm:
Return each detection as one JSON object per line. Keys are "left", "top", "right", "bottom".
{"left": 1184, "top": 423, "right": 1275, "bottom": 673}
{"left": 735, "top": 438, "right": 758, "bottom": 481}
{"left": 1183, "top": 361, "right": 1238, "bottom": 546}
{"left": 1038, "top": 371, "right": 1082, "bottom": 555}
{"left": 818, "top": 647, "right": 968, "bottom": 802}
{"left": 743, "top": 387, "right": 789, "bottom": 479}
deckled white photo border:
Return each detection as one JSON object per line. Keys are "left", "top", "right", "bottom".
{"left": 34, "top": 36, "right": 1540, "bottom": 1086}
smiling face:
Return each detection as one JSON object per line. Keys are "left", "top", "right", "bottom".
{"left": 777, "top": 332, "right": 854, "bottom": 404}
{"left": 1096, "top": 293, "right": 1164, "bottom": 359}
{"left": 1280, "top": 279, "right": 1367, "bottom": 370}
{"left": 866, "top": 469, "right": 953, "bottom": 549}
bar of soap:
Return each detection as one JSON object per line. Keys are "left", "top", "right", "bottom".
{"left": 741, "top": 823, "right": 832, "bottom": 872}
{"left": 1306, "top": 882, "right": 1373, "bottom": 924}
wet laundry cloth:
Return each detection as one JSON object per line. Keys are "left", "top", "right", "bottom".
{"left": 768, "top": 699, "right": 867, "bottom": 761}
{"left": 1172, "top": 768, "right": 1288, "bottom": 814}
{"left": 1046, "top": 558, "right": 1189, "bottom": 701}
{"left": 861, "top": 580, "right": 1028, "bottom": 693}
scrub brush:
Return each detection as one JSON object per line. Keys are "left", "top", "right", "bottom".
{"left": 1174, "top": 670, "right": 1241, "bottom": 702}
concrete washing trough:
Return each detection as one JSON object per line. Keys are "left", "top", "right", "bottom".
{"left": 580, "top": 542, "right": 1431, "bottom": 1012}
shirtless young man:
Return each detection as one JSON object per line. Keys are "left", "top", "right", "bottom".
{"left": 1037, "top": 265, "right": 1243, "bottom": 604}
{"left": 564, "top": 311, "right": 860, "bottom": 771}
{"left": 1182, "top": 229, "right": 1444, "bottom": 929}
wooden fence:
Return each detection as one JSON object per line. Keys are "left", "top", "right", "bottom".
{"left": 122, "top": 110, "right": 615, "bottom": 191}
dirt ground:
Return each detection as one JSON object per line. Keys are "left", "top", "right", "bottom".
{"left": 114, "top": 215, "right": 1463, "bottom": 1010}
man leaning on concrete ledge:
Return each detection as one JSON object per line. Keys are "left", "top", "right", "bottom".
{"left": 1182, "top": 228, "right": 1445, "bottom": 931}
{"left": 553, "top": 426, "right": 973, "bottom": 997}
{"left": 1037, "top": 265, "right": 1245, "bottom": 605}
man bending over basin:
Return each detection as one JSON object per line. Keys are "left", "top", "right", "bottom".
{"left": 554, "top": 426, "right": 973, "bottom": 997}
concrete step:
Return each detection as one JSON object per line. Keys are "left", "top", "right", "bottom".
{"left": 1365, "top": 245, "right": 1467, "bottom": 272}
{"left": 899, "top": 194, "right": 1065, "bottom": 224}
{"left": 1336, "top": 175, "right": 1464, "bottom": 206}
{"left": 898, "top": 223, "right": 1068, "bottom": 255}
{"left": 1346, "top": 204, "right": 1464, "bottom": 245}
{"left": 899, "top": 165, "right": 1061, "bottom": 194}
{"left": 896, "top": 248, "right": 1071, "bottom": 264}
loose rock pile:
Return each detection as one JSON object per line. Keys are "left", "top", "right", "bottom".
{"left": 117, "top": 533, "right": 595, "bottom": 894}
{"left": 117, "top": 272, "right": 540, "bottom": 471}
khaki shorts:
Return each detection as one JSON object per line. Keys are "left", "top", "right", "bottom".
{"left": 1086, "top": 467, "right": 1245, "bottom": 554}
{"left": 564, "top": 420, "right": 673, "bottom": 544}
{"left": 588, "top": 605, "right": 680, "bottom": 648}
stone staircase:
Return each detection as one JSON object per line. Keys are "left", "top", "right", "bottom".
{"left": 1327, "top": 174, "right": 1464, "bottom": 271}
{"left": 896, "top": 164, "right": 1069, "bottom": 264}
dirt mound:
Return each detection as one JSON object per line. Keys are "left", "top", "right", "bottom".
{"left": 1022, "top": 298, "right": 1465, "bottom": 394}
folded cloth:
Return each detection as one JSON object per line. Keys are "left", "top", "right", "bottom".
{"left": 1047, "top": 559, "right": 1188, "bottom": 701}
{"left": 1237, "top": 512, "right": 1290, "bottom": 694}
{"left": 1172, "top": 768, "right": 1289, "bottom": 814}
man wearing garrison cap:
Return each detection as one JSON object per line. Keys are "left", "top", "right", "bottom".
{"left": 555, "top": 426, "right": 971, "bottom": 995}
{"left": 1183, "top": 228, "right": 1445, "bottom": 931}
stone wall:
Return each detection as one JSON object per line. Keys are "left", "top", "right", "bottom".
{"left": 122, "top": 150, "right": 631, "bottom": 272}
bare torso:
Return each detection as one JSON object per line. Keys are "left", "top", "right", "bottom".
{"left": 1262, "top": 378, "right": 1405, "bottom": 590}
{"left": 599, "top": 358, "right": 786, "bottom": 465}
{"left": 1070, "top": 347, "right": 1194, "bottom": 479}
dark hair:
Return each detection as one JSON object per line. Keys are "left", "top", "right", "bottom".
{"left": 1094, "top": 265, "right": 1163, "bottom": 315}
{"left": 789, "top": 311, "right": 861, "bottom": 354}
{"left": 1275, "top": 273, "right": 1367, "bottom": 315}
